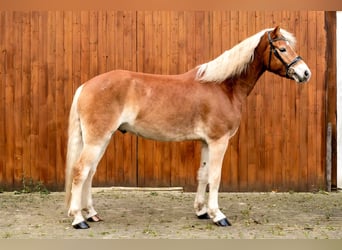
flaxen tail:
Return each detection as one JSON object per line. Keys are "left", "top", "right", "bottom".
{"left": 65, "top": 85, "right": 84, "bottom": 208}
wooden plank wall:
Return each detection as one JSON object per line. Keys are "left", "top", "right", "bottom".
{"left": 0, "top": 11, "right": 329, "bottom": 191}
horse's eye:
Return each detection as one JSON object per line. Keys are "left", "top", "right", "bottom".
{"left": 279, "top": 47, "right": 286, "bottom": 53}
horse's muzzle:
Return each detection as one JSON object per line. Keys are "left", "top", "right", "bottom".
{"left": 288, "top": 63, "right": 311, "bottom": 83}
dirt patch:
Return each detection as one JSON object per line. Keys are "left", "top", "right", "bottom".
{"left": 1, "top": 189, "right": 342, "bottom": 239}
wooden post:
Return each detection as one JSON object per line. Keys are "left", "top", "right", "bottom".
{"left": 337, "top": 11, "right": 342, "bottom": 189}
{"left": 327, "top": 123, "right": 332, "bottom": 192}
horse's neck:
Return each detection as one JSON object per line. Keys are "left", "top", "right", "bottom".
{"left": 230, "top": 53, "right": 266, "bottom": 99}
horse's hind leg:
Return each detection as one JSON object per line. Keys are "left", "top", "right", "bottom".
{"left": 82, "top": 167, "right": 102, "bottom": 222}
{"left": 194, "top": 142, "right": 210, "bottom": 219}
{"left": 68, "top": 139, "right": 110, "bottom": 229}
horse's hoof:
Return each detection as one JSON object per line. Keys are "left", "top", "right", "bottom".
{"left": 214, "top": 218, "right": 232, "bottom": 227}
{"left": 73, "top": 221, "right": 90, "bottom": 229}
{"left": 197, "top": 212, "right": 210, "bottom": 220}
{"left": 87, "top": 214, "right": 103, "bottom": 222}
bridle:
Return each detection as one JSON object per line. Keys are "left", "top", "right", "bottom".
{"left": 267, "top": 31, "right": 302, "bottom": 78}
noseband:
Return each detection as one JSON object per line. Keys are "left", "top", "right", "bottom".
{"left": 267, "top": 31, "right": 302, "bottom": 78}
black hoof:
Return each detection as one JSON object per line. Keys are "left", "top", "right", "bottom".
{"left": 87, "top": 214, "right": 103, "bottom": 222}
{"left": 73, "top": 221, "right": 90, "bottom": 229}
{"left": 197, "top": 212, "right": 210, "bottom": 220}
{"left": 215, "top": 218, "right": 232, "bottom": 227}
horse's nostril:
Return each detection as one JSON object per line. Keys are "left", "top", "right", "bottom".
{"left": 304, "top": 70, "right": 309, "bottom": 77}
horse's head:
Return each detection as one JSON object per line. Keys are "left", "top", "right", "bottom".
{"left": 263, "top": 26, "right": 311, "bottom": 83}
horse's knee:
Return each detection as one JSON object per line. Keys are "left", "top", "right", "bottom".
{"left": 72, "top": 161, "right": 93, "bottom": 186}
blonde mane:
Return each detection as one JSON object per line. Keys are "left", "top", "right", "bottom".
{"left": 196, "top": 28, "right": 296, "bottom": 83}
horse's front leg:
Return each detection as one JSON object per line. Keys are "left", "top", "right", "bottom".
{"left": 194, "top": 142, "right": 210, "bottom": 219}
{"left": 207, "top": 136, "right": 231, "bottom": 226}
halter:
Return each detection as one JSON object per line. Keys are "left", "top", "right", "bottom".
{"left": 267, "top": 31, "right": 302, "bottom": 78}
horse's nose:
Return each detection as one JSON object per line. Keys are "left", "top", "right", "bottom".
{"left": 304, "top": 70, "right": 310, "bottom": 77}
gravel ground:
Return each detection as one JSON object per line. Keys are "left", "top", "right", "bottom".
{"left": 1, "top": 188, "right": 342, "bottom": 239}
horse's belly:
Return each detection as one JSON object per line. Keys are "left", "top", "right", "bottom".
{"left": 118, "top": 122, "right": 201, "bottom": 142}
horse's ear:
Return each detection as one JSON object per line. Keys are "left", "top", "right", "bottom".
{"left": 270, "top": 25, "right": 281, "bottom": 39}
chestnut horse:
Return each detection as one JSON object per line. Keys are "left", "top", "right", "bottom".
{"left": 65, "top": 26, "right": 311, "bottom": 229}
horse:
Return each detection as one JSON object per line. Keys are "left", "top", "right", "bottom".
{"left": 65, "top": 26, "right": 311, "bottom": 229}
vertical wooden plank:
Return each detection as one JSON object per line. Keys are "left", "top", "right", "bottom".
{"left": 306, "top": 11, "right": 318, "bottom": 191}
{"left": 13, "top": 12, "right": 23, "bottom": 188}
{"left": 316, "top": 11, "right": 327, "bottom": 189}
{"left": 123, "top": 11, "right": 137, "bottom": 71}
{"left": 47, "top": 11, "right": 57, "bottom": 188}
{"left": 177, "top": 11, "right": 186, "bottom": 74}
{"left": 4, "top": 12, "right": 15, "bottom": 189}
{"left": 21, "top": 11, "right": 32, "bottom": 188}
{"left": 161, "top": 12, "right": 170, "bottom": 73}
{"left": 298, "top": 11, "right": 309, "bottom": 191}
{"left": 0, "top": 11, "right": 5, "bottom": 187}
{"left": 38, "top": 12, "right": 48, "bottom": 185}
{"left": 152, "top": 11, "right": 162, "bottom": 74}
{"left": 325, "top": 12, "right": 337, "bottom": 189}
{"left": 80, "top": 11, "right": 90, "bottom": 85}
{"left": 5, "top": 11, "right": 15, "bottom": 187}
{"left": 169, "top": 11, "right": 180, "bottom": 75}
{"left": 97, "top": 11, "right": 107, "bottom": 75}
{"left": 55, "top": 11, "right": 66, "bottom": 190}
{"left": 63, "top": 11, "right": 74, "bottom": 190}
{"left": 72, "top": 11, "right": 81, "bottom": 93}
{"left": 30, "top": 11, "right": 39, "bottom": 184}
{"left": 136, "top": 11, "right": 145, "bottom": 74}
{"left": 89, "top": 11, "right": 98, "bottom": 78}
{"left": 211, "top": 11, "right": 222, "bottom": 58}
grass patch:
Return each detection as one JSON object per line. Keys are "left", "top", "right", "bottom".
{"left": 142, "top": 228, "right": 158, "bottom": 237}
{"left": 14, "top": 177, "right": 50, "bottom": 195}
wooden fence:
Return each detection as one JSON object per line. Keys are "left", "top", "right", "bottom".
{"left": 0, "top": 11, "right": 334, "bottom": 191}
